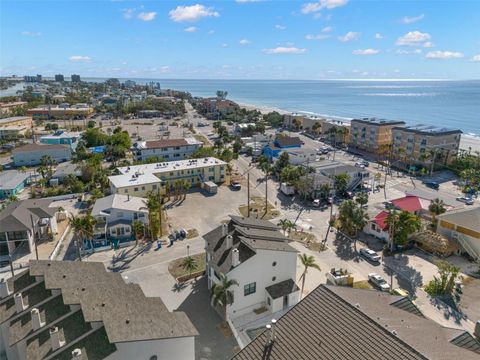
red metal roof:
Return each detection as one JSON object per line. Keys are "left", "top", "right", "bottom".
{"left": 391, "top": 196, "right": 423, "bottom": 213}
{"left": 374, "top": 211, "right": 389, "bottom": 230}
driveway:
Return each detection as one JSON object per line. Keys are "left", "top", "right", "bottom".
{"left": 178, "top": 277, "right": 239, "bottom": 360}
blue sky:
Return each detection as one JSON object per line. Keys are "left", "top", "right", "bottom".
{"left": 1, "top": 0, "right": 479, "bottom": 79}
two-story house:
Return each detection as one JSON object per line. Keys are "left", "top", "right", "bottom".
{"left": 91, "top": 194, "right": 149, "bottom": 250}
{"left": 133, "top": 138, "right": 203, "bottom": 162}
{"left": 204, "top": 216, "right": 300, "bottom": 321}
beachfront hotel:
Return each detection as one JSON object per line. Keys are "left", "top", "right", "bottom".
{"left": 26, "top": 103, "right": 94, "bottom": 120}
{"left": 392, "top": 124, "right": 462, "bottom": 169}
{"left": 109, "top": 157, "right": 226, "bottom": 195}
{"left": 349, "top": 117, "right": 406, "bottom": 155}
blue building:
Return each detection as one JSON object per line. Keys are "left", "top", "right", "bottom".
{"left": 40, "top": 130, "right": 80, "bottom": 150}
{"left": 0, "top": 170, "right": 30, "bottom": 199}
{"left": 263, "top": 136, "right": 303, "bottom": 161}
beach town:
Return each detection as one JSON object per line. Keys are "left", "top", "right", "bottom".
{"left": 0, "top": 75, "right": 479, "bottom": 360}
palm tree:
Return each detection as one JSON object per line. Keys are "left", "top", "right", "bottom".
{"left": 132, "top": 220, "right": 144, "bottom": 245}
{"left": 338, "top": 200, "right": 369, "bottom": 236}
{"left": 386, "top": 210, "right": 421, "bottom": 250}
{"left": 429, "top": 198, "right": 446, "bottom": 226}
{"left": 82, "top": 213, "right": 96, "bottom": 251}
{"left": 69, "top": 215, "right": 86, "bottom": 261}
{"left": 355, "top": 192, "right": 369, "bottom": 209}
{"left": 182, "top": 256, "right": 198, "bottom": 277}
{"left": 146, "top": 194, "right": 160, "bottom": 240}
{"left": 211, "top": 273, "right": 239, "bottom": 316}
{"left": 7, "top": 194, "right": 18, "bottom": 204}
{"left": 277, "top": 219, "right": 291, "bottom": 235}
{"left": 298, "top": 254, "right": 321, "bottom": 298}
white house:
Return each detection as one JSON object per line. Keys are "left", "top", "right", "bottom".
{"left": 279, "top": 148, "right": 319, "bottom": 166}
{"left": 133, "top": 137, "right": 203, "bottom": 161}
{"left": 204, "top": 216, "right": 300, "bottom": 321}
{"left": 0, "top": 260, "right": 198, "bottom": 360}
{"left": 91, "top": 194, "right": 149, "bottom": 249}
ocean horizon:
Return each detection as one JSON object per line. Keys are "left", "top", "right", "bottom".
{"left": 3, "top": 78, "right": 479, "bottom": 136}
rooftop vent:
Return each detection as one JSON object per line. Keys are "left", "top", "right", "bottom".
{"left": 0, "top": 278, "right": 12, "bottom": 298}
{"left": 225, "top": 235, "right": 233, "bottom": 249}
{"left": 14, "top": 293, "right": 27, "bottom": 313}
{"left": 232, "top": 248, "right": 240, "bottom": 267}
{"left": 71, "top": 348, "right": 82, "bottom": 360}
{"left": 49, "top": 326, "right": 65, "bottom": 351}
{"left": 31, "top": 307, "right": 46, "bottom": 330}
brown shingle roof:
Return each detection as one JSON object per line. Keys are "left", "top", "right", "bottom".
{"left": 233, "top": 285, "right": 479, "bottom": 360}
{"left": 144, "top": 138, "right": 189, "bottom": 149}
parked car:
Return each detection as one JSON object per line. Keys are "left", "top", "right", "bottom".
{"left": 456, "top": 195, "right": 474, "bottom": 205}
{"left": 360, "top": 248, "right": 381, "bottom": 263}
{"left": 355, "top": 162, "right": 365, "bottom": 169}
{"left": 368, "top": 273, "right": 390, "bottom": 291}
{"left": 230, "top": 181, "right": 242, "bottom": 190}
{"left": 424, "top": 181, "right": 439, "bottom": 190}
{"left": 312, "top": 199, "right": 321, "bottom": 207}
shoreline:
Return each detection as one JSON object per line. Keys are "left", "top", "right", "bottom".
{"left": 237, "top": 101, "right": 480, "bottom": 153}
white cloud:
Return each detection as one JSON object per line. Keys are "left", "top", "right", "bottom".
{"left": 400, "top": 14, "right": 425, "bottom": 24}
{"left": 374, "top": 33, "right": 383, "bottom": 39}
{"left": 221, "top": 43, "right": 228, "bottom": 47}
{"left": 122, "top": 8, "right": 135, "bottom": 19}
{"left": 322, "top": 26, "right": 333, "bottom": 33}
{"left": 69, "top": 55, "right": 92, "bottom": 62}
{"left": 305, "top": 34, "right": 330, "bottom": 40}
{"left": 21, "top": 31, "right": 42, "bottom": 36}
{"left": 352, "top": 48, "right": 380, "bottom": 55}
{"left": 337, "top": 31, "right": 360, "bottom": 42}
{"left": 301, "top": 0, "right": 349, "bottom": 14}
{"left": 239, "top": 39, "right": 251, "bottom": 45}
{"left": 472, "top": 54, "right": 480, "bottom": 62}
{"left": 395, "top": 31, "right": 433, "bottom": 47}
{"left": 169, "top": 4, "right": 219, "bottom": 22}
{"left": 184, "top": 26, "right": 198, "bottom": 32}
{"left": 160, "top": 65, "right": 171, "bottom": 73}
{"left": 138, "top": 12, "right": 157, "bottom": 21}
{"left": 208, "top": 30, "right": 215, "bottom": 34}
{"left": 425, "top": 51, "right": 464, "bottom": 59}
{"left": 275, "top": 24, "right": 287, "bottom": 30}
{"left": 263, "top": 47, "right": 307, "bottom": 54}
{"left": 395, "top": 49, "right": 422, "bottom": 55}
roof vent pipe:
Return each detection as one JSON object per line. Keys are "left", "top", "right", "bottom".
{"left": 31, "top": 308, "right": 46, "bottom": 330}
{"left": 14, "top": 293, "right": 27, "bottom": 313}
{"left": 71, "top": 348, "right": 82, "bottom": 360}
{"left": 0, "top": 278, "right": 12, "bottom": 298}
{"left": 50, "top": 326, "right": 65, "bottom": 351}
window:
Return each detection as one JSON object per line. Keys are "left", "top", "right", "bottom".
{"left": 141, "top": 186, "right": 145, "bottom": 190}
{"left": 267, "top": 297, "right": 271, "bottom": 306}
{"left": 272, "top": 276, "right": 276, "bottom": 282}
{"left": 244, "top": 282, "right": 256, "bottom": 296}
{"left": 272, "top": 261, "right": 277, "bottom": 267}
{"left": 152, "top": 185, "right": 157, "bottom": 190}
{"left": 134, "top": 187, "right": 138, "bottom": 192}
{"left": 124, "top": 189, "right": 128, "bottom": 193}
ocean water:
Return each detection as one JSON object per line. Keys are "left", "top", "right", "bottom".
{"left": 4, "top": 78, "right": 479, "bottom": 136}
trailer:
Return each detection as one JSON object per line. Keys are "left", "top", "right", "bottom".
{"left": 203, "top": 181, "right": 218, "bottom": 194}
{"left": 280, "top": 182, "right": 295, "bottom": 196}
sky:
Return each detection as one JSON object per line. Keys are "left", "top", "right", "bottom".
{"left": 1, "top": 0, "right": 479, "bottom": 80}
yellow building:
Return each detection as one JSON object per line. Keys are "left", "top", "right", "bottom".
{"left": 0, "top": 102, "right": 28, "bottom": 115}
{"left": 26, "top": 104, "right": 94, "bottom": 120}
{"left": 110, "top": 157, "right": 226, "bottom": 195}
{"left": 0, "top": 116, "right": 33, "bottom": 128}
{"left": 392, "top": 124, "right": 461, "bottom": 169}
{"left": 321, "top": 120, "right": 351, "bottom": 145}
{"left": 350, "top": 118, "right": 406, "bottom": 155}
{"left": 437, "top": 207, "right": 480, "bottom": 261}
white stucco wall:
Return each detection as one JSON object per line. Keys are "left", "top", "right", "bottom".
{"left": 223, "top": 249, "right": 298, "bottom": 320}
{"left": 104, "top": 336, "right": 195, "bottom": 360}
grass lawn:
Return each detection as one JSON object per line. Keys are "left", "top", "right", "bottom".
{"left": 168, "top": 252, "right": 206, "bottom": 279}
{"left": 238, "top": 196, "right": 280, "bottom": 220}
{"left": 194, "top": 134, "right": 212, "bottom": 147}
{"left": 353, "top": 280, "right": 373, "bottom": 290}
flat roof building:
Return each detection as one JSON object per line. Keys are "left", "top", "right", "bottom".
{"left": 0, "top": 170, "right": 30, "bottom": 199}
{"left": 350, "top": 117, "right": 406, "bottom": 155}
{"left": 108, "top": 172, "right": 162, "bottom": 198}
{"left": 133, "top": 137, "right": 203, "bottom": 161}
{"left": 12, "top": 143, "right": 72, "bottom": 166}
{"left": 0, "top": 116, "right": 32, "bottom": 129}
{"left": 392, "top": 124, "right": 462, "bottom": 170}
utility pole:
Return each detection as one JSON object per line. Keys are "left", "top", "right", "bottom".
{"left": 30, "top": 214, "right": 39, "bottom": 260}
{"left": 264, "top": 170, "right": 268, "bottom": 219}
{"left": 158, "top": 187, "right": 163, "bottom": 238}
{"left": 247, "top": 172, "right": 251, "bottom": 217}
{"left": 388, "top": 210, "right": 396, "bottom": 253}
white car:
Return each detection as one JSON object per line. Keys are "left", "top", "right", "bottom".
{"left": 359, "top": 248, "right": 381, "bottom": 263}
{"left": 456, "top": 196, "right": 474, "bottom": 205}
{"left": 355, "top": 162, "right": 365, "bottom": 169}
{"left": 312, "top": 199, "right": 321, "bottom": 207}
{"left": 368, "top": 273, "right": 390, "bottom": 292}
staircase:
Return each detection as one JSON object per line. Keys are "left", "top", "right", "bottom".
{"left": 453, "top": 232, "right": 480, "bottom": 262}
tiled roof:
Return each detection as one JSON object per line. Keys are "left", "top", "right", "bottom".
{"left": 265, "top": 279, "right": 299, "bottom": 300}
{"left": 233, "top": 285, "right": 479, "bottom": 360}
{"left": 391, "top": 196, "right": 425, "bottom": 213}
{"left": 374, "top": 210, "right": 389, "bottom": 230}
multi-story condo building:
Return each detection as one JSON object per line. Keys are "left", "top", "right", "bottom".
{"left": 0, "top": 260, "right": 198, "bottom": 360}
{"left": 115, "top": 157, "right": 226, "bottom": 189}
{"left": 350, "top": 118, "right": 406, "bottom": 155}
{"left": 133, "top": 138, "right": 203, "bottom": 161}
{"left": 108, "top": 172, "right": 162, "bottom": 198}
{"left": 0, "top": 116, "right": 32, "bottom": 129}
{"left": 26, "top": 104, "right": 94, "bottom": 120}
{"left": 204, "top": 216, "right": 300, "bottom": 327}
{"left": 54, "top": 74, "right": 64, "bottom": 82}
{"left": 0, "top": 102, "right": 28, "bottom": 116}
{"left": 71, "top": 74, "right": 81, "bottom": 82}
{"left": 392, "top": 124, "right": 462, "bottom": 169}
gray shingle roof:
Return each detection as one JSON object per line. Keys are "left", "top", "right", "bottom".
{"left": 265, "top": 279, "right": 299, "bottom": 300}
{"left": 233, "top": 285, "right": 479, "bottom": 360}
{"left": 204, "top": 217, "right": 297, "bottom": 275}
{"left": 0, "top": 199, "right": 57, "bottom": 232}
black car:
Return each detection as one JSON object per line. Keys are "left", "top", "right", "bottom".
{"left": 424, "top": 181, "right": 439, "bottom": 190}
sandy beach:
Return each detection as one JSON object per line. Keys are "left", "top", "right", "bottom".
{"left": 238, "top": 101, "right": 480, "bottom": 153}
